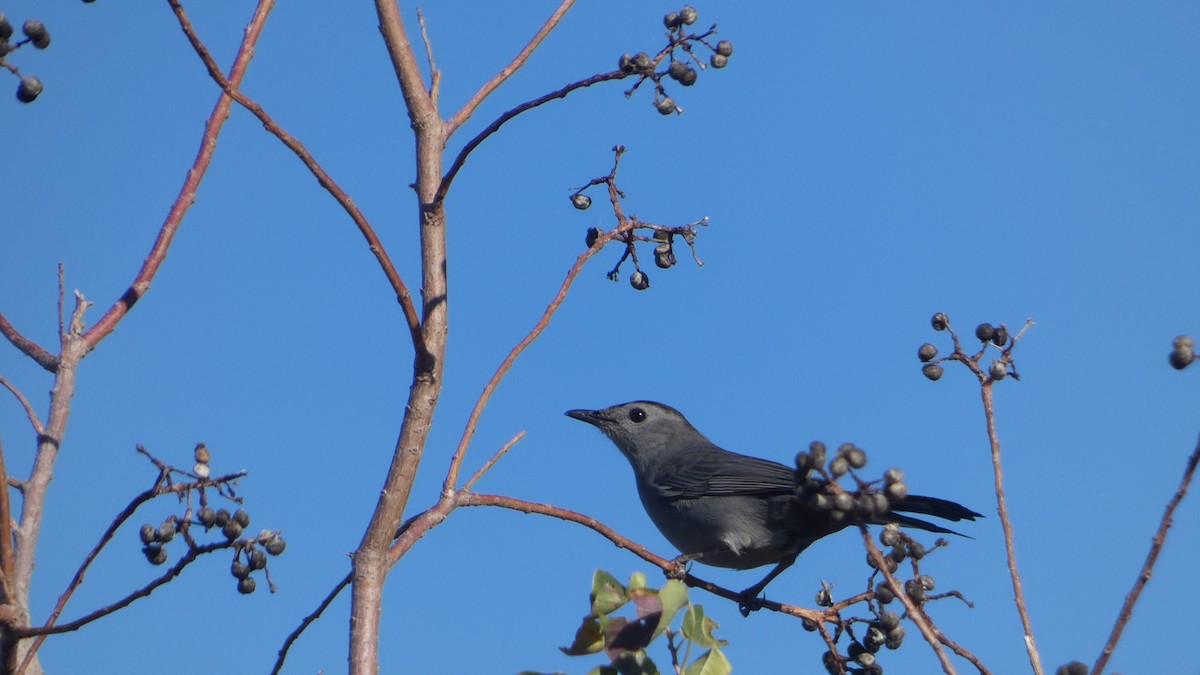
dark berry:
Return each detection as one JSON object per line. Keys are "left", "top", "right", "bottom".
{"left": 880, "top": 526, "right": 901, "bottom": 548}
{"left": 815, "top": 586, "right": 833, "bottom": 607}
{"left": 931, "top": 312, "right": 949, "bottom": 331}
{"left": 829, "top": 456, "right": 848, "bottom": 477}
{"left": 875, "top": 582, "right": 895, "bottom": 605}
{"left": 0, "top": 14, "right": 12, "bottom": 40}
{"left": 16, "top": 77, "right": 43, "bottom": 104}
{"left": 886, "top": 626, "right": 906, "bottom": 650}
{"left": 630, "top": 270, "right": 650, "bottom": 290}
{"left": 1170, "top": 335, "right": 1195, "bottom": 370}
{"left": 904, "top": 578, "right": 925, "bottom": 601}
{"left": 233, "top": 509, "right": 251, "bottom": 528}
{"left": 632, "top": 52, "right": 652, "bottom": 72}
{"left": 668, "top": 61, "right": 689, "bottom": 82}
{"left": 679, "top": 6, "right": 697, "bottom": 24}
{"left": 237, "top": 577, "right": 256, "bottom": 594}
{"left": 655, "top": 97, "right": 676, "bottom": 115}
{"left": 808, "top": 441, "right": 826, "bottom": 468}
{"left": 922, "top": 363, "right": 944, "bottom": 381}
{"left": 143, "top": 544, "right": 167, "bottom": 565}
{"left": 989, "top": 361, "right": 1007, "bottom": 381}
{"left": 710, "top": 54, "right": 728, "bottom": 69}
{"left": 139, "top": 524, "right": 157, "bottom": 545}
{"left": 585, "top": 227, "right": 601, "bottom": 248}
{"left": 715, "top": 40, "right": 733, "bottom": 57}
{"left": 22, "top": 20, "right": 47, "bottom": 42}
{"left": 918, "top": 343, "right": 938, "bottom": 362}
{"left": 265, "top": 535, "right": 286, "bottom": 556}
{"left": 844, "top": 446, "right": 867, "bottom": 469}
{"left": 571, "top": 194, "right": 591, "bottom": 210}
{"left": 249, "top": 548, "right": 268, "bottom": 570}
{"left": 158, "top": 521, "right": 176, "bottom": 543}
{"left": 198, "top": 507, "right": 216, "bottom": 527}
{"left": 1055, "top": 662, "right": 1089, "bottom": 675}
{"left": 992, "top": 325, "right": 1009, "bottom": 347}
{"left": 975, "top": 323, "right": 995, "bottom": 342}
{"left": 222, "top": 520, "right": 243, "bottom": 540}
{"left": 885, "top": 481, "right": 908, "bottom": 500}
{"left": 214, "top": 509, "right": 231, "bottom": 527}
{"left": 231, "top": 560, "right": 250, "bottom": 579}
{"left": 619, "top": 54, "right": 635, "bottom": 72}
{"left": 654, "top": 243, "right": 675, "bottom": 269}
{"left": 663, "top": 11, "right": 680, "bottom": 28}
{"left": 678, "top": 67, "right": 698, "bottom": 86}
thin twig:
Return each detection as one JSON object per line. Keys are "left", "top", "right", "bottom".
{"left": 980, "top": 383, "right": 1042, "bottom": 675}
{"left": 12, "top": 541, "right": 227, "bottom": 638}
{"left": 415, "top": 9, "right": 440, "bottom": 103}
{"left": 1093, "top": 436, "right": 1200, "bottom": 674}
{"left": 270, "top": 572, "right": 352, "bottom": 675}
{"left": 444, "top": 0, "right": 577, "bottom": 136}
{"left": 440, "top": 216, "right": 636, "bottom": 494}
{"left": 0, "top": 376, "right": 44, "bottom": 435}
{"left": 436, "top": 69, "right": 626, "bottom": 205}
{"left": 81, "top": 0, "right": 274, "bottom": 351}
{"left": 0, "top": 434, "right": 16, "bottom": 605}
{"left": 462, "top": 431, "right": 526, "bottom": 492}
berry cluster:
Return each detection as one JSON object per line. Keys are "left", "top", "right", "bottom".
{"left": 919, "top": 312, "right": 1023, "bottom": 383}
{"left": 806, "top": 524, "right": 958, "bottom": 674}
{"left": 569, "top": 146, "right": 709, "bottom": 291}
{"left": 1169, "top": 335, "right": 1194, "bottom": 370}
{"left": 0, "top": 13, "right": 50, "bottom": 103}
{"left": 793, "top": 442, "right": 910, "bottom": 525}
{"left": 616, "top": 6, "right": 734, "bottom": 116}
{"left": 134, "top": 443, "right": 285, "bottom": 595}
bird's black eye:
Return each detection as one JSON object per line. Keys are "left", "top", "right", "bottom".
{"left": 629, "top": 407, "right": 647, "bottom": 423}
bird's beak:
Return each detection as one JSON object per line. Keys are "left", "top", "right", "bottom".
{"left": 565, "top": 408, "right": 607, "bottom": 426}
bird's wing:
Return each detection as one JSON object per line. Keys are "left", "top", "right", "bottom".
{"left": 651, "top": 449, "right": 796, "bottom": 499}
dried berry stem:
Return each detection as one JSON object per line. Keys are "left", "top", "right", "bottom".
{"left": 979, "top": 383, "right": 1043, "bottom": 675}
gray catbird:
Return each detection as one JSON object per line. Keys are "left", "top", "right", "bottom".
{"left": 566, "top": 400, "right": 981, "bottom": 608}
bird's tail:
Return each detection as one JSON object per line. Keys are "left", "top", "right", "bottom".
{"left": 883, "top": 495, "right": 983, "bottom": 537}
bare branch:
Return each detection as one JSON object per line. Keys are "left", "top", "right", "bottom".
{"left": 441, "top": 216, "right": 635, "bottom": 493}
{"left": 444, "top": 0, "right": 577, "bottom": 136}
{"left": 270, "top": 572, "right": 352, "bottom": 675}
{"left": 0, "top": 314, "right": 57, "bottom": 372}
{"left": 13, "top": 540, "right": 227, "bottom": 639}
{"left": 81, "top": 0, "right": 275, "bottom": 351}
{"left": 436, "top": 69, "right": 626, "bottom": 205}
{"left": 0, "top": 376, "right": 43, "bottom": 435}
{"left": 170, "top": 0, "right": 427, "bottom": 360}
{"left": 462, "top": 431, "right": 526, "bottom": 492}
{"left": 1094, "top": 435, "right": 1200, "bottom": 673}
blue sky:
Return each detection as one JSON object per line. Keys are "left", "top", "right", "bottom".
{"left": 1, "top": 1, "right": 1198, "bottom": 673}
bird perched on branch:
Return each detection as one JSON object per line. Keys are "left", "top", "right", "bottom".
{"left": 566, "top": 400, "right": 981, "bottom": 612}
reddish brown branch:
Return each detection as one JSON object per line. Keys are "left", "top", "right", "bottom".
{"left": 81, "top": 0, "right": 274, "bottom": 350}
{"left": 444, "top": 0, "right": 577, "bottom": 136}
{"left": 440, "top": 217, "right": 634, "bottom": 493}
{"left": 0, "top": 435, "right": 15, "bottom": 605}
{"left": 170, "top": 0, "right": 426, "bottom": 359}
{"left": 0, "top": 315, "right": 56, "bottom": 372}
{"left": 1094, "top": 436, "right": 1200, "bottom": 674}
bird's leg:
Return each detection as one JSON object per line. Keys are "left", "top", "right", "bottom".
{"left": 737, "top": 552, "right": 798, "bottom": 617}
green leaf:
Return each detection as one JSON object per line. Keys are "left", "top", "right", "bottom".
{"left": 683, "top": 648, "right": 732, "bottom": 675}
{"left": 681, "top": 605, "right": 727, "bottom": 649}
{"left": 652, "top": 579, "right": 689, "bottom": 637}
{"left": 627, "top": 570, "right": 648, "bottom": 591}
{"left": 591, "top": 569, "right": 629, "bottom": 616}
{"left": 560, "top": 614, "right": 605, "bottom": 656}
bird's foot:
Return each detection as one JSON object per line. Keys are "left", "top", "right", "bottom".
{"left": 665, "top": 555, "right": 693, "bottom": 580}
{"left": 737, "top": 592, "right": 765, "bottom": 617}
